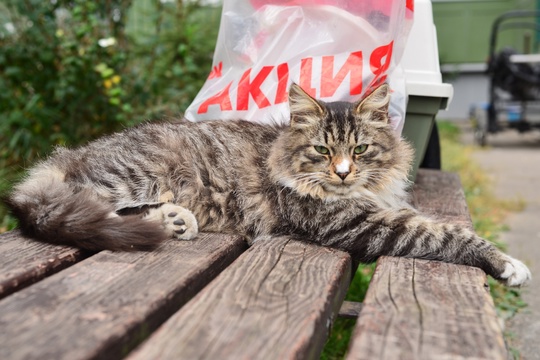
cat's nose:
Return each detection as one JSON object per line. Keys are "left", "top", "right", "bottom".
{"left": 334, "top": 159, "right": 351, "bottom": 180}
{"left": 336, "top": 171, "right": 350, "bottom": 180}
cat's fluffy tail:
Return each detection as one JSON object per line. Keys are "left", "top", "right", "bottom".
{"left": 6, "top": 166, "right": 167, "bottom": 251}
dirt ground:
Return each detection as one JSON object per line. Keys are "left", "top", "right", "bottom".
{"left": 460, "top": 124, "right": 540, "bottom": 359}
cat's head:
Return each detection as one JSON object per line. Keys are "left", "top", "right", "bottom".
{"left": 268, "top": 83, "right": 413, "bottom": 205}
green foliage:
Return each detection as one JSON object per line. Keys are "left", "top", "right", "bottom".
{"left": 2, "top": 0, "right": 128, "bottom": 164}
{"left": 0, "top": 0, "right": 221, "bottom": 230}
{"left": 125, "top": 0, "right": 221, "bottom": 116}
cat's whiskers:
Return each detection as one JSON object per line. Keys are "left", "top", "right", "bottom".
{"left": 295, "top": 177, "right": 323, "bottom": 191}
{"left": 283, "top": 172, "right": 329, "bottom": 198}
{"left": 288, "top": 174, "right": 313, "bottom": 182}
{"left": 289, "top": 173, "right": 323, "bottom": 184}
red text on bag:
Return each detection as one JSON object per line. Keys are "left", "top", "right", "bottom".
{"left": 197, "top": 41, "right": 393, "bottom": 114}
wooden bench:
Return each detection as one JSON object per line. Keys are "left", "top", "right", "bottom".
{"left": 0, "top": 169, "right": 508, "bottom": 359}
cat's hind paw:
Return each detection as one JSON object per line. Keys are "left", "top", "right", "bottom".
{"left": 163, "top": 204, "right": 199, "bottom": 240}
{"left": 500, "top": 256, "right": 531, "bottom": 287}
{"left": 145, "top": 203, "right": 198, "bottom": 240}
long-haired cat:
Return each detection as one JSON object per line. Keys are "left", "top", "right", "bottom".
{"left": 6, "top": 84, "right": 531, "bottom": 287}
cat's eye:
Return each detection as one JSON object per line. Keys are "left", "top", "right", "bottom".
{"left": 314, "top": 145, "right": 330, "bottom": 155}
{"left": 354, "top": 145, "right": 368, "bottom": 155}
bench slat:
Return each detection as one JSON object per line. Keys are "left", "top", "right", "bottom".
{"left": 338, "top": 300, "right": 364, "bottom": 319}
{"left": 0, "top": 233, "right": 246, "bottom": 360}
{"left": 0, "top": 230, "right": 87, "bottom": 300}
{"left": 346, "top": 169, "right": 507, "bottom": 359}
{"left": 411, "top": 169, "right": 473, "bottom": 228}
{"left": 347, "top": 257, "right": 506, "bottom": 360}
{"left": 128, "top": 236, "right": 352, "bottom": 360}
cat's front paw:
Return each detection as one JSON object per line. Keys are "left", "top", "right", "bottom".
{"left": 499, "top": 256, "right": 531, "bottom": 287}
{"left": 145, "top": 203, "right": 198, "bottom": 240}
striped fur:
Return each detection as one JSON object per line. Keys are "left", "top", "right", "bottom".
{"left": 6, "top": 84, "right": 530, "bottom": 286}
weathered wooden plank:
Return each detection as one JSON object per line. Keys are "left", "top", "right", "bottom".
{"left": 338, "top": 301, "right": 364, "bottom": 319}
{"left": 411, "top": 169, "right": 473, "bottom": 228}
{"left": 347, "top": 257, "right": 506, "bottom": 360}
{"left": 346, "top": 169, "right": 507, "bottom": 359}
{"left": 0, "top": 230, "right": 88, "bottom": 300}
{"left": 0, "top": 233, "right": 246, "bottom": 360}
{"left": 128, "top": 236, "right": 352, "bottom": 360}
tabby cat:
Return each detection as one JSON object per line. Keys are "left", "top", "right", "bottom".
{"left": 6, "top": 84, "right": 531, "bottom": 287}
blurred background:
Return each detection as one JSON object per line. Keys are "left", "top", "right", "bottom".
{"left": 0, "top": 0, "right": 222, "bottom": 230}
{"left": 432, "top": 1, "right": 540, "bottom": 358}
{"left": 434, "top": 0, "right": 540, "bottom": 121}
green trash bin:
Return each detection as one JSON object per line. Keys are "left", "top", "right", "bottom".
{"left": 399, "top": 0, "right": 453, "bottom": 181}
{"left": 402, "top": 94, "right": 451, "bottom": 181}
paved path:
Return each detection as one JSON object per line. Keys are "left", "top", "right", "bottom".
{"left": 461, "top": 126, "right": 540, "bottom": 359}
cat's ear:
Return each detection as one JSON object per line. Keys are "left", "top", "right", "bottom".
{"left": 288, "top": 83, "right": 325, "bottom": 128}
{"left": 355, "top": 84, "right": 391, "bottom": 123}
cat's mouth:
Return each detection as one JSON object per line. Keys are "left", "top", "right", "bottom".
{"left": 322, "top": 177, "right": 362, "bottom": 194}
{"left": 327, "top": 181, "right": 354, "bottom": 191}
{"left": 328, "top": 176, "right": 355, "bottom": 187}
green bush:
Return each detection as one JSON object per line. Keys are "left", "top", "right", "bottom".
{"left": 0, "top": 0, "right": 221, "bottom": 230}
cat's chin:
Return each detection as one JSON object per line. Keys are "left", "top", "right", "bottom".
{"left": 322, "top": 184, "right": 373, "bottom": 200}
{"left": 278, "top": 177, "right": 367, "bottom": 201}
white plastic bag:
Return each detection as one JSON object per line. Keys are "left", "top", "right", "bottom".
{"left": 185, "top": 0, "right": 413, "bottom": 134}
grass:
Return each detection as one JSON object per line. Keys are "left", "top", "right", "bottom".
{"left": 321, "top": 120, "right": 526, "bottom": 359}
{"left": 0, "top": 165, "right": 21, "bottom": 233}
